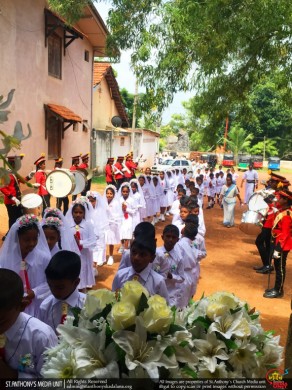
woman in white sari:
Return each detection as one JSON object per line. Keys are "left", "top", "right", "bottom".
{"left": 220, "top": 174, "right": 243, "bottom": 227}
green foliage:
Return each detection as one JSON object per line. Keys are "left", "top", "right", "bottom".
{"left": 250, "top": 139, "right": 278, "bottom": 158}
{"left": 224, "top": 126, "right": 253, "bottom": 162}
{"left": 47, "top": 0, "right": 89, "bottom": 25}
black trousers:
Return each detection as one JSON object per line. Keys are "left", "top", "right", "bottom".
{"left": 41, "top": 195, "right": 51, "bottom": 216}
{"left": 56, "top": 196, "right": 69, "bottom": 215}
{"left": 116, "top": 178, "right": 124, "bottom": 190}
{"left": 5, "top": 203, "right": 22, "bottom": 229}
{"left": 274, "top": 251, "right": 289, "bottom": 292}
{"left": 255, "top": 227, "right": 272, "bottom": 267}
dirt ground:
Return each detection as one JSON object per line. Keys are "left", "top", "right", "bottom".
{"left": 0, "top": 170, "right": 291, "bottom": 351}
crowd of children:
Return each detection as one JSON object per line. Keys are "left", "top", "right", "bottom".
{"left": 0, "top": 163, "right": 245, "bottom": 378}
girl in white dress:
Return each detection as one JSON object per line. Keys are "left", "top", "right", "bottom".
{"left": 206, "top": 172, "right": 216, "bottom": 209}
{"left": 118, "top": 182, "right": 137, "bottom": 252}
{"left": 65, "top": 198, "right": 96, "bottom": 290}
{"left": 166, "top": 171, "right": 176, "bottom": 212}
{"left": 103, "top": 185, "right": 122, "bottom": 265}
{"left": 158, "top": 171, "right": 169, "bottom": 221}
{"left": 130, "top": 179, "right": 145, "bottom": 229}
{"left": 146, "top": 175, "right": 156, "bottom": 222}
{"left": 137, "top": 174, "right": 151, "bottom": 221}
{"left": 86, "top": 191, "right": 109, "bottom": 267}
{"left": 0, "top": 214, "right": 51, "bottom": 316}
{"left": 152, "top": 175, "right": 163, "bottom": 223}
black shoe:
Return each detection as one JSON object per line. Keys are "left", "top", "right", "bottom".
{"left": 256, "top": 266, "right": 274, "bottom": 274}
{"left": 263, "top": 289, "right": 283, "bottom": 298}
{"left": 206, "top": 206, "right": 211, "bottom": 209}
{"left": 253, "top": 265, "right": 264, "bottom": 271}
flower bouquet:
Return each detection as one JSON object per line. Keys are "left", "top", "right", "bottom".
{"left": 42, "top": 282, "right": 283, "bottom": 379}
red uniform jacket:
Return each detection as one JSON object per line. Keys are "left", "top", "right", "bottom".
{"left": 114, "top": 162, "right": 124, "bottom": 180}
{"left": 263, "top": 204, "right": 276, "bottom": 229}
{"left": 0, "top": 173, "right": 21, "bottom": 205}
{"left": 125, "top": 160, "right": 137, "bottom": 178}
{"left": 35, "top": 170, "right": 49, "bottom": 196}
{"left": 79, "top": 162, "right": 88, "bottom": 170}
{"left": 70, "top": 165, "right": 78, "bottom": 171}
{"left": 272, "top": 208, "right": 292, "bottom": 252}
{"left": 105, "top": 164, "right": 114, "bottom": 183}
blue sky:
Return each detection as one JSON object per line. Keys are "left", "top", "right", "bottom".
{"left": 95, "top": 1, "right": 194, "bottom": 124}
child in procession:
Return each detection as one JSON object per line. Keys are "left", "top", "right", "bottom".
{"left": 0, "top": 269, "right": 58, "bottom": 379}
{"left": 112, "top": 237, "right": 169, "bottom": 303}
{"left": 0, "top": 214, "right": 51, "bottom": 316}
{"left": 37, "top": 251, "right": 86, "bottom": 334}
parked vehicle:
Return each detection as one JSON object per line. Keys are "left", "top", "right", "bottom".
{"left": 268, "top": 156, "right": 281, "bottom": 171}
{"left": 151, "top": 158, "right": 192, "bottom": 173}
{"left": 207, "top": 153, "right": 217, "bottom": 169}
{"left": 238, "top": 154, "right": 252, "bottom": 171}
{"left": 252, "top": 155, "right": 263, "bottom": 169}
{"left": 222, "top": 153, "right": 235, "bottom": 167}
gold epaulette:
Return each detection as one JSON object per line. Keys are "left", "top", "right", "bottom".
{"left": 272, "top": 209, "right": 292, "bottom": 231}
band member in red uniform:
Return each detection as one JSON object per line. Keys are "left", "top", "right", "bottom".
{"left": 254, "top": 173, "right": 285, "bottom": 274}
{"left": 105, "top": 157, "right": 116, "bottom": 186}
{"left": 79, "top": 153, "right": 91, "bottom": 195}
{"left": 114, "top": 156, "right": 125, "bottom": 190}
{"left": 34, "top": 154, "right": 50, "bottom": 214}
{"left": 124, "top": 153, "right": 138, "bottom": 181}
{"left": 0, "top": 156, "right": 23, "bottom": 237}
{"left": 54, "top": 157, "right": 69, "bottom": 215}
{"left": 70, "top": 155, "right": 80, "bottom": 171}
{"left": 263, "top": 190, "right": 292, "bottom": 298}
{"left": 70, "top": 155, "right": 80, "bottom": 201}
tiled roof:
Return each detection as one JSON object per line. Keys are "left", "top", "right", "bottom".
{"left": 45, "top": 104, "right": 82, "bottom": 122}
{"left": 93, "top": 62, "right": 129, "bottom": 127}
{"left": 93, "top": 62, "right": 111, "bottom": 85}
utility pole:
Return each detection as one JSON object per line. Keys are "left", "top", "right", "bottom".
{"left": 263, "top": 136, "right": 266, "bottom": 162}
{"left": 223, "top": 116, "right": 229, "bottom": 152}
{"left": 131, "top": 79, "right": 139, "bottom": 154}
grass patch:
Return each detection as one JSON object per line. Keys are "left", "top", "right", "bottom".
{"left": 92, "top": 175, "right": 106, "bottom": 185}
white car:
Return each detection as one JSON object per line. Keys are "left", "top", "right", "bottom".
{"left": 151, "top": 158, "right": 192, "bottom": 173}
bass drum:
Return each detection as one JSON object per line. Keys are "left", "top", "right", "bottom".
{"left": 248, "top": 192, "right": 268, "bottom": 217}
{"left": 239, "top": 210, "right": 263, "bottom": 235}
{"left": 46, "top": 170, "right": 75, "bottom": 197}
{"left": 72, "top": 170, "right": 87, "bottom": 195}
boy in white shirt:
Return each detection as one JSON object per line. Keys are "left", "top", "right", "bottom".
{"left": 112, "top": 238, "right": 169, "bottom": 303}
{"left": 155, "top": 225, "right": 185, "bottom": 308}
{"left": 38, "top": 250, "right": 86, "bottom": 334}
{"left": 0, "top": 269, "right": 57, "bottom": 378}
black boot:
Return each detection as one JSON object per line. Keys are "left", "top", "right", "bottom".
{"left": 263, "top": 288, "right": 283, "bottom": 298}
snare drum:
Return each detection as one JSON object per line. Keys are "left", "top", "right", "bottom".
{"left": 46, "top": 170, "right": 75, "bottom": 197}
{"left": 72, "top": 170, "right": 87, "bottom": 195}
{"left": 239, "top": 210, "right": 263, "bottom": 235}
{"left": 248, "top": 192, "right": 268, "bottom": 217}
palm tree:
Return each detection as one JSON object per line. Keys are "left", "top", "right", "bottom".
{"left": 224, "top": 125, "right": 253, "bottom": 163}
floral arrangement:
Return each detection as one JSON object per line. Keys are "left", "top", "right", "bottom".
{"left": 18, "top": 214, "right": 39, "bottom": 227}
{"left": 42, "top": 217, "right": 63, "bottom": 229}
{"left": 41, "top": 282, "right": 283, "bottom": 379}
{"left": 44, "top": 207, "right": 63, "bottom": 218}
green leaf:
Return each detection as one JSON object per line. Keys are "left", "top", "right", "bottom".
{"left": 70, "top": 307, "right": 81, "bottom": 327}
{"left": 230, "top": 307, "right": 242, "bottom": 315}
{"left": 181, "top": 365, "right": 198, "bottom": 379}
{"left": 90, "top": 303, "right": 112, "bottom": 322}
{"left": 136, "top": 293, "right": 149, "bottom": 315}
{"left": 250, "top": 314, "right": 259, "bottom": 320}
{"left": 192, "top": 316, "right": 212, "bottom": 329}
{"left": 164, "top": 346, "right": 175, "bottom": 357}
{"left": 168, "top": 324, "right": 185, "bottom": 334}
{"left": 179, "top": 340, "right": 189, "bottom": 348}
{"left": 224, "top": 339, "right": 238, "bottom": 350}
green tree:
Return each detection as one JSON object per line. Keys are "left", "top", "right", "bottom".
{"left": 224, "top": 126, "right": 253, "bottom": 163}
{"left": 249, "top": 139, "right": 278, "bottom": 158}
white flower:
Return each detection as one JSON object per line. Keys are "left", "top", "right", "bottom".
{"left": 42, "top": 346, "right": 77, "bottom": 378}
{"left": 197, "top": 361, "right": 228, "bottom": 378}
{"left": 112, "top": 317, "right": 177, "bottom": 378}
{"left": 229, "top": 339, "right": 257, "bottom": 376}
{"left": 193, "top": 333, "right": 229, "bottom": 373}
{"left": 208, "top": 291, "right": 242, "bottom": 310}
{"left": 186, "top": 298, "right": 209, "bottom": 325}
{"left": 257, "top": 335, "right": 283, "bottom": 368}
{"left": 208, "top": 311, "right": 251, "bottom": 339}
{"left": 83, "top": 289, "right": 115, "bottom": 318}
